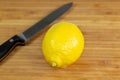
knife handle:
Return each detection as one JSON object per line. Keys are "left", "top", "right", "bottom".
{"left": 0, "top": 35, "right": 25, "bottom": 61}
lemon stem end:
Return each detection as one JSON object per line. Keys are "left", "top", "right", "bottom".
{"left": 51, "top": 62, "right": 57, "bottom": 67}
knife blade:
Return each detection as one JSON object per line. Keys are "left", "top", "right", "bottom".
{"left": 0, "top": 2, "right": 72, "bottom": 61}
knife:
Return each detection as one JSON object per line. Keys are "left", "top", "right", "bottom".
{"left": 0, "top": 2, "right": 72, "bottom": 61}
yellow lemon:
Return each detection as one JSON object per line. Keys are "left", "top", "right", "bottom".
{"left": 42, "top": 22, "right": 84, "bottom": 68}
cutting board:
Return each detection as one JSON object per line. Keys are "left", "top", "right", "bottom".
{"left": 0, "top": 0, "right": 120, "bottom": 80}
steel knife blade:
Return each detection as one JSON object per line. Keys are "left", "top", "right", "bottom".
{"left": 0, "top": 2, "right": 72, "bottom": 62}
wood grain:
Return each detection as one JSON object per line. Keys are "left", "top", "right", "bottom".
{"left": 0, "top": 0, "right": 120, "bottom": 80}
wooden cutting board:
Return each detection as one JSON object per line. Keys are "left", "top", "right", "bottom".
{"left": 0, "top": 0, "right": 120, "bottom": 80}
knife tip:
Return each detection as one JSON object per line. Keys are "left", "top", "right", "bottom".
{"left": 64, "top": 2, "right": 73, "bottom": 7}
{"left": 68, "top": 2, "right": 73, "bottom": 6}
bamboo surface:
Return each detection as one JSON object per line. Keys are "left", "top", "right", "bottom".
{"left": 0, "top": 0, "right": 120, "bottom": 80}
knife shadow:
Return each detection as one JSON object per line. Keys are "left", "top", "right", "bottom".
{"left": 0, "top": 46, "right": 24, "bottom": 65}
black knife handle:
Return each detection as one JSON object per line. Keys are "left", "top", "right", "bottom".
{"left": 0, "top": 35, "right": 25, "bottom": 61}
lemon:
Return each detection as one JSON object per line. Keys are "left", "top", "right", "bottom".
{"left": 42, "top": 22, "right": 84, "bottom": 68}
